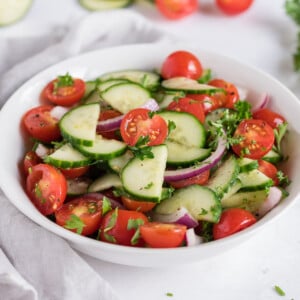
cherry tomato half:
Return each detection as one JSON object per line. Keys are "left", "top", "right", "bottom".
{"left": 186, "top": 93, "right": 223, "bottom": 114}
{"left": 99, "top": 209, "right": 148, "bottom": 247}
{"left": 161, "top": 50, "right": 203, "bottom": 80}
{"left": 139, "top": 222, "right": 187, "bottom": 248}
{"left": 41, "top": 77, "right": 85, "bottom": 106}
{"left": 208, "top": 79, "right": 240, "bottom": 109}
{"left": 168, "top": 170, "right": 210, "bottom": 189}
{"left": 215, "top": 0, "right": 254, "bottom": 15}
{"left": 258, "top": 160, "right": 279, "bottom": 186}
{"left": 121, "top": 196, "right": 156, "bottom": 212}
{"left": 22, "top": 105, "right": 61, "bottom": 143}
{"left": 26, "top": 163, "right": 67, "bottom": 215}
{"left": 167, "top": 97, "right": 205, "bottom": 123}
{"left": 213, "top": 208, "right": 256, "bottom": 240}
{"left": 232, "top": 119, "right": 275, "bottom": 159}
{"left": 253, "top": 108, "right": 286, "bottom": 129}
{"left": 23, "top": 151, "right": 42, "bottom": 176}
{"left": 97, "top": 109, "right": 122, "bottom": 139}
{"left": 156, "top": 0, "right": 198, "bottom": 20}
{"left": 55, "top": 197, "right": 103, "bottom": 236}
{"left": 59, "top": 166, "right": 90, "bottom": 179}
{"left": 120, "top": 108, "right": 168, "bottom": 146}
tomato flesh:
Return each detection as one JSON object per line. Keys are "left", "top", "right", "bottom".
{"left": 156, "top": 0, "right": 198, "bottom": 20}
{"left": 140, "top": 222, "right": 187, "bottom": 248}
{"left": 213, "top": 208, "right": 256, "bottom": 240}
{"left": 41, "top": 78, "right": 85, "bottom": 106}
{"left": 253, "top": 108, "right": 286, "bottom": 129}
{"left": 161, "top": 50, "right": 203, "bottom": 80}
{"left": 121, "top": 196, "right": 156, "bottom": 212}
{"left": 258, "top": 160, "right": 279, "bottom": 186}
{"left": 22, "top": 105, "right": 61, "bottom": 143}
{"left": 26, "top": 164, "right": 67, "bottom": 215}
{"left": 168, "top": 170, "right": 210, "bottom": 189}
{"left": 232, "top": 119, "right": 275, "bottom": 159}
{"left": 208, "top": 79, "right": 239, "bottom": 109}
{"left": 99, "top": 209, "right": 148, "bottom": 246}
{"left": 216, "top": 0, "right": 253, "bottom": 15}
{"left": 55, "top": 197, "right": 103, "bottom": 236}
{"left": 120, "top": 108, "right": 168, "bottom": 146}
{"left": 167, "top": 97, "right": 205, "bottom": 123}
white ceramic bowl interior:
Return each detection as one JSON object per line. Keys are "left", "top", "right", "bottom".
{"left": 0, "top": 43, "right": 300, "bottom": 267}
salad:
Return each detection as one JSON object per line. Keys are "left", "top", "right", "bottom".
{"left": 21, "top": 50, "right": 290, "bottom": 248}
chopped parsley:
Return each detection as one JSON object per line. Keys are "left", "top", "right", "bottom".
{"left": 104, "top": 208, "right": 118, "bottom": 232}
{"left": 165, "top": 292, "right": 174, "bottom": 297}
{"left": 276, "top": 170, "right": 291, "bottom": 187}
{"left": 128, "top": 136, "right": 154, "bottom": 160}
{"left": 53, "top": 72, "right": 74, "bottom": 93}
{"left": 127, "top": 218, "right": 145, "bottom": 245}
{"left": 167, "top": 120, "right": 176, "bottom": 136}
{"left": 64, "top": 214, "right": 85, "bottom": 235}
{"left": 274, "top": 285, "right": 286, "bottom": 296}
{"left": 273, "top": 122, "right": 288, "bottom": 155}
{"left": 197, "top": 69, "right": 212, "bottom": 83}
{"left": 102, "top": 196, "right": 112, "bottom": 215}
{"left": 34, "top": 184, "right": 46, "bottom": 204}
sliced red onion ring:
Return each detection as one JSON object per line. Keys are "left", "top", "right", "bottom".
{"left": 96, "top": 99, "right": 160, "bottom": 132}
{"left": 164, "top": 134, "right": 227, "bottom": 182}
{"left": 257, "top": 187, "right": 282, "bottom": 218}
{"left": 152, "top": 207, "right": 199, "bottom": 228}
{"left": 185, "top": 228, "right": 204, "bottom": 247}
{"left": 251, "top": 93, "right": 270, "bottom": 112}
{"left": 35, "top": 143, "right": 51, "bottom": 159}
{"left": 50, "top": 106, "right": 70, "bottom": 120}
{"left": 82, "top": 192, "right": 124, "bottom": 209}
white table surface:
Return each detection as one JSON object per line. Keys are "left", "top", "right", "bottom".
{"left": 2, "top": 1, "right": 300, "bottom": 299}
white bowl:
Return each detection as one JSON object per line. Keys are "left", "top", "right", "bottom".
{"left": 1, "top": 44, "right": 300, "bottom": 267}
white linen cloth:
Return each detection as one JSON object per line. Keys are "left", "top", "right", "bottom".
{"left": 0, "top": 10, "right": 172, "bottom": 300}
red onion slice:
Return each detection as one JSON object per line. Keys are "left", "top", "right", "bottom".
{"left": 164, "top": 134, "right": 227, "bottom": 182}
{"left": 96, "top": 99, "right": 160, "bottom": 132}
{"left": 251, "top": 93, "right": 270, "bottom": 112}
{"left": 185, "top": 228, "right": 204, "bottom": 247}
{"left": 257, "top": 187, "right": 282, "bottom": 218}
{"left": 152, "top": 207, "right": 199, "bottom": 228}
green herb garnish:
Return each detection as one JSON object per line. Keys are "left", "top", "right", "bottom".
{"left": 127, "top": 218, "right": 145, "bottom": 245}
{"left": 197, "top": 69, "right": 212, "bottom": 83}
{"left": 53, "top": 72, "right": 74, "bottom": 93}
{"left": 128, "top": 136, "right": 154, "bottom": 160}
{"left": 64, "top": 214, "right": 85, "bottom": 235}
{"left": 274, "top": 285, "right": 286, "bottom": 296}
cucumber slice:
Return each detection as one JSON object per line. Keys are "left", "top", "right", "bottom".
{"left": 238, "top": 157, "right": 259, "bottom": 173}
{"left": 222, "top": 189, "right": 269, "bottom": 216}
{"left": 88, "top": 173, "right": 122, "bottom": 193}
{"left": 99, "top": 70, "right": 160, "bottom": 90}
{"left": 121, "top": 145, "right": 168, "bottom": 202}
{"left": 155, "top": 185, "right": 221, "bottom": 223}
{"left": 67, "top": 178, "right": 92, "bottom": 196}
{"left": 83, "top": 80, "right": 99, "bottom": 98}
{"left": 262, "top": 148, "right": 282, "bottom": 164}
{"left": 220, "top": 179, "right": 242, "bottom": 204}
{"left": 44, "top": 143, "right": 91, "bottom": 168}
{"left": 79, "top": 0, "right": 132, "bottom": 11}
{"left": 108, "top": 150, "right": 134, "bottom": 173}
{"left": 161, "top": 77, "right": 221, "bottom": 94}
{"left": 165, "top": 141, "right": 211, "bottom": 166}
{"left": 100, "top": 82, "right": 151, "bottom": 114}
{"left": 238, "top": 169, "right": 274, "bottom": 192}
{"left": 76, "top": 135, "right": 127, "bottom": 160}
{"left": 59, "top": 103, "right": 100, "bottom": 146}
{"left": 0, "top": 0, "right": 33, "bottom": 26}
{"left": 205, "top": 155, "right": 239, "bottom": 197}
{"left": 83, "top": 89, "right": 101, "bottom": 105}
{"left": 98, "top": 79, "right": 129, "bottom": 93}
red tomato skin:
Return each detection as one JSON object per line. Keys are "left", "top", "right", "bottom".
{"left": 208, "top": 79, "right": 239, "bottom": 109}
{"left": 99, "top": 209, "right": 148, "bottom": 247}
{"left": 167, "top": 97, "right": 205, "bottom": 123}
{"left": 258, "top": 160, "right": 279, "bottom": 186}
{"left": 140, "top": 222, "right": 187, "bottom": 248}
{"left": 22, "top": 105, "right": 61, "bottom": 143}
{"left": 41, "top": 78, "right": 85, "bottom": 106}
{"left": 23, "top": 151, "right": 42, "bottom": 176}
{"left": 59, "top": 166, "right": 90, "bottom": 179}
{"left": 186, "top": 94, "right": 222, "bottom": 114}
{"left": 216, "top": 0, "right": 253, "bottom": 15}
{"left": 168, "top": 170, "right": 210, "bottom": 189}
{"left": 213, "top": 208, "right": 256, "bottom": 240}
{"left": 232, "top": 119, "right": 275, "bottom": 159}
{"left": 156, "top": 0, "right": 198, "bottom": 20}
{"left": 26, "top": 164, "right": 67, "bottom": 215}
{"left": 121, "top": 196, "right": 156, "bottom": 212}
{"left": 120, "top": 108, "right": 168, "bottom": 146}
{"left": 161, "top": 50, "right": 203, "bottom": 80}
{"left": 252, "top": 108, "right": 286, "bottom": 129}
{"left": 55, "top": 197, "right": 103, "bottom": 236}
